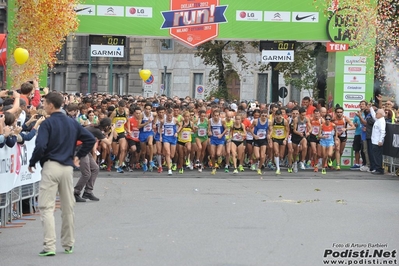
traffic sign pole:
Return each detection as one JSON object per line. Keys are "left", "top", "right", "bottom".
{"left": 88, "top": 48, "right": 92, "bottom": 93}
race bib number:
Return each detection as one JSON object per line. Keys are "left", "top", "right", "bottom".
{"left": 233, "top": 132, "right": 243, "bottom": 141}
{"left": 324, "top": 131, "right": 332, "bottom": 138}
{"left": 311, "top": 126, "right": 319, "bottom": 135}
{"left": 116, "top": 120, "right": 124, "bottom": 128}
{"left": 212, "top": 128, "right": 221, "bottom": 136}
{"left": 246, "top": 132, "right": 253, "bottom": 140}
{"left": 144, "top": 123, "right": 152, "bottom": 132}
{"left": 131, "top": 130, "right": 139, "bottom": 139}
{"left": 275, "top": 129, "right": 284, "bottom": 137}
{"left": 257, "top": 129, "right": 266, "bottom": 139}
{"left": 198, "top": 128, "right": 207, "bottom": 137}
{"left": 181, "top": 131, "right": 190, "bottom": 141}
{"left": 298, "top": 124, "right": 306, "bottom": 133}
{"left": 165, "top": 128, "right": 174, "bottom": 136}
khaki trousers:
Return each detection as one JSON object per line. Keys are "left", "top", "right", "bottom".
{"left": 38, "top": 161, "right": 75, "bottom": 252}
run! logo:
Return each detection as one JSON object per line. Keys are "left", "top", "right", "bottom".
{"left": 161, "top": 0, "right": 228, "bottom": 47}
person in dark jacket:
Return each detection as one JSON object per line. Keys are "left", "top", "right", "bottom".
{"left": 28, "top": 92, "right": 96, "bottom": 257}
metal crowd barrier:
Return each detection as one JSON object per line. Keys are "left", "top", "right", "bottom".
{"left": 0, "top": 182, "right": 40, "bottom": 228}
{"left": 383, "top": 155, "right": 399, "bottom": 176}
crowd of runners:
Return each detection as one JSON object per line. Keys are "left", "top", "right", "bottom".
{"left": 58, "top": 92, "right": 389, "bottom": 177}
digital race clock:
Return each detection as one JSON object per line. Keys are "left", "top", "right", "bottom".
{"left": 89, "top": 35, "right": 126, "bottom": 46}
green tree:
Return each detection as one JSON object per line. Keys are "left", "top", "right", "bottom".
{"left": 194, "top": 40, "right": 258, "bottom": 99}
{"left": 275, "top": 42, "right": 327, "bottom": 99}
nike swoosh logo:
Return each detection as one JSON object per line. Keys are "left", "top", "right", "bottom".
{"left": 74, "top": 7, "right": 91, "bottom": 13}
{"left": 295, "top": 14, "right": 314, "bottom": 21}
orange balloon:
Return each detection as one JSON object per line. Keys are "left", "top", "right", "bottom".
{"left": 14, "top": 48, "right": 29, "bottom": 65}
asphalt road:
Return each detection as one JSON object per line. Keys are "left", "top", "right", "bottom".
{"left": 1, "top": 168, "right": 399, "bottom": 266}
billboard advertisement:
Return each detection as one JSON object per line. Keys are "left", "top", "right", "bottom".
{"left": 76, "top": 0, "right": 329, "bottom": 44}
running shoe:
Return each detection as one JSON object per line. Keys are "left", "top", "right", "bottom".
{"left": 251, "top": 164, "right": 257, "bottom": 171}
{"left": 149, "top": 161, "right": 156, "bottom": 171}
{"left": 110, "top": 154, "right": 116, "bottom": 161}
{"left": 322, "top": 168, "right": 326, "bottom": 175}
{"left": 189, "top": 162, "right": 194, "bottom": 170}
{"left": 239, "top": 165, "right": 244, "bottom": 172}
{"left": 293, "top": 162, "right": 298, "bottom": 173}
{"left": 116, "top": 167, "right": 124, "bottom": 173}
{"left": 158, "top": 166, "right": 163, "bottom": 173}
{"left": 198, "top": 165, "right": 203, "bottom": 173}
{"left": 257, "top": 169, "right": 262, "bottom": 175}
{"left": 168, "top": 169, "right": 172, "bottom": 175}
{"left": 211, "top": 168, "right": 216, "bottom": 175}
{"left": 287, "top": 167, "right": 293, "bottom": 173}
{"left": 39, "top": 250, "right": 56, "bottom": 257}
{"left": 195, "top": 160, "right": 201, "bottom": 168}
{"left": 233, "top": 169, "right": 238, "bottom": 174}
{"left": 328, "top": 159, "right": 333, "bottom": 167}
{"left": 299, "top": 161, "right": 305, "bottom": 170}
{"left": 64, "top": 246, "right": 74, "bottom": 254}
{"left": 186, "top": 158, "right": 190, "bottom": 166}
{"left": 217, "top": 156, "right": 223, "bottom": 165}
{"left": 127, "top": 166, "right": 133, "bottom": 172}
{"left": 171, "top": 163, "right": 177, "bottom": 171}
{"left": 350, "top": 164, "right": 360, "bottom": 170}
{"left": 125, "top": 153, "right": 131, "bottom": 163}
{"left": 314, "top": 166, "right": 318, "bottom": 172}
{"left": 224, "top": 165, "right": 229, "bottom": 173}
{"left": 179, "top": 168, "right": 184, "bottom": 174}
{"left": 100, "top": 163, "right": 107, "bottom": 170}
{"left": 336, "top": 165, "right": 341, "bottom": 171}
{"left": 275, "top": 169, "right": 281, "bottom": 175}
{"left": 142, "top": 162, "right": 148, "bottom": 172}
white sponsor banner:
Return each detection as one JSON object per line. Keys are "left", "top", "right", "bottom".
{"left": 342, "top": 147, "right": 352, "bottom": 157}
{"left": 91, "top": 45, "right": 124, "bottom": 58}
{"left": 97, "top": 5, "right": 124, "bottom": 17}
{"left": 344, "top": 83, "right": 366, "bottom": 92}
{"left": 262, "top": 50, "right": 294, "bottom": 62}
{"left": 344, "top": 74, "right": 366, "bottom": 83}
{"left": 126, "top": 7, "right": 153, "bottom": 18}
{"left": 0, "top": 138, "right": 42, "bottom": 194}
{"left": 346, "top": 138, "right": 354, "bottom": 147}
{"left": 292, "top": 12, "right": 319, "bottom": 22}
{"left": 343, "top": 102, "right": 360, "bottom": 110}
{"left": 347, "top": 131, "right": 355, "bottom": 139}
{"left": 341, "top": 157, "right": 352, "bottom": 167}
{"left": 75, "top": 5, "right": 96, "bottom": 16}
{"left": 344, "top": 56, "right": 367, "bottom": 65}
{"left": 236, "top": 11, "right": 263, "bottom": 21}
{"left": 343, "top": 93, "right": 365, "bottom": 101}
{"left": 344, "top": 111, "right": 358, "bottom": 120}
{"left": 344, "top": 65, "right": 366, "bottom": 74}
{"left": 264, "top": 11, "right": 291, "bottom": 22}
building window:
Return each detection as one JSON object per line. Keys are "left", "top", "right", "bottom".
{"left": 257, "top": 73, "right": 269, "bottom": 103}
{"left": 161, "top": 73, "right": 172, "bottom": 97}
{"left": 76, "top": 36, "right": 89, "bottom": 60}
{"left": 192, "top": 73, "right": 204, "bottom": 98}
{"left": 79, "top": 73, "right": 98, "bottom": 94}
{"left": 160, "top": 39, "right": 174, "bottom": 51}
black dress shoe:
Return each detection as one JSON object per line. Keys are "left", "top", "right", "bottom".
{"left": 74, "top": 193, "right": 86, "bottom": 202}
{"left": 372, "top": 171, "right": 384, "bottom": 175}
{"left": 82, "top": 192, "right": 100, "bottom": 201}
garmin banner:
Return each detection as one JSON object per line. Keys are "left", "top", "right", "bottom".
{"left": 383, "top": 124, "right": 399, "bottom": 158}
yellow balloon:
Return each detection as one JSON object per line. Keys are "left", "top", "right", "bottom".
{"left": 139, "top": 69, "right": 151, "bottom": 81}
{"left": 14, "top": 48, "right": 29, "bottom": 65}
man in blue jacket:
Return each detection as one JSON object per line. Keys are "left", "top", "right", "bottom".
{"left": 29, "top": 92, "right": 95, "bottom": 256}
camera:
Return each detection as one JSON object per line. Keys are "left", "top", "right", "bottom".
{"left": 8, "top": 90, "right": 13, "bottom": 96}
{"left": 17, "top": 121, "right": 21, "bottom": 127}
{"left": 36, "top": 114, "right": 43, "bottom": 119}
